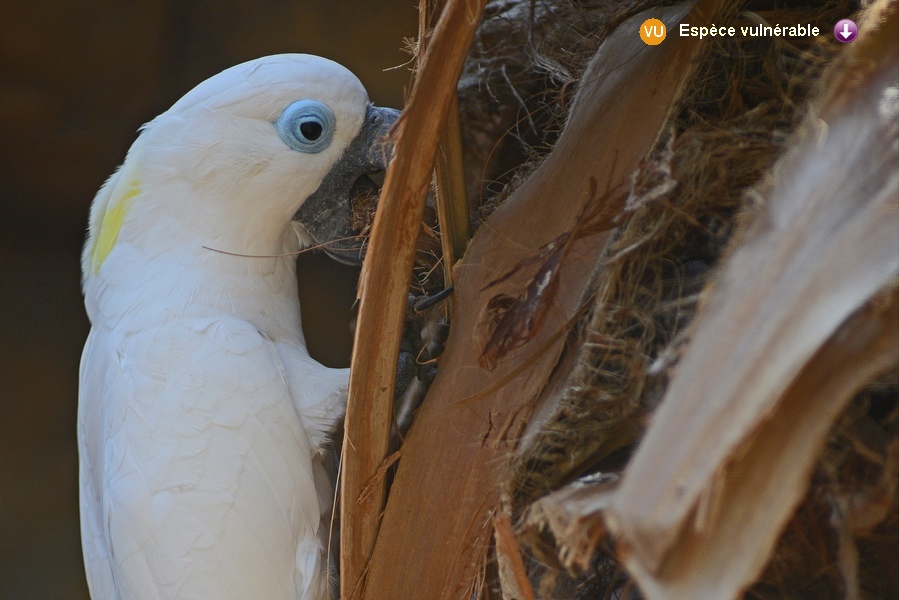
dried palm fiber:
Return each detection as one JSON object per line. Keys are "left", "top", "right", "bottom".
{"left": 361, "top": 0, "right": 722, "bottom": 596}
{"left": 451, "top": 1, "right": 899, "bottom": 600}
{"left": 511, "top": 0, "right": 855, "bottom": 513}
{"left": 376, "top": 0, "right": 679, "bottom": 313}
{"left": 348, "top": 0, "right": 639, "bottom": 291}
{"left": 601, "top": 0, "right": 897, "bottom": 594}
{"left": 351, "top": 0, "right": 895, "bottom": 597}
{"left": 457, "top": 0, "right": 671, "bottom": 217}
{"left": 381, "top": 0, "right": 663, "bottom": 397}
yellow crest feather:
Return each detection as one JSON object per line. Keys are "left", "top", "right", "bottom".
{"left": 90, "top": 181, "right": 140, "bottom": 273}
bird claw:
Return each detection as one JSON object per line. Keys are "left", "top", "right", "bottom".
{"left": 408, "top": 286, "right": 454, "bottom": 317}
{"left": 395, "top": 343, "right": 418, "bottom": 401}
{"left": 393, "top": 286, "right": 454, "bottom": 401}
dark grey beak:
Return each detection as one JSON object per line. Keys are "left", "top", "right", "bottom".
{"left": 294, "top": 104, "right": 401, "bottom": 265}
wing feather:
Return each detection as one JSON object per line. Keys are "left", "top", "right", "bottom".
{"left": 79, "top": 316, "right": 327, "bottom": 599}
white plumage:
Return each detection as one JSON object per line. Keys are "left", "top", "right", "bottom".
{"left": 79, "top": 54, "right": 394, "bottom": 599}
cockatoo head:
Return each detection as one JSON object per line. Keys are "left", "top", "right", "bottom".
{"left": 83, "top": 54, "right": 398, "bottom": 278}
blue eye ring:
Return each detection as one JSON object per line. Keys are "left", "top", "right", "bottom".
{"left": 274, "top": 100, "right": 335, "bottom": 153}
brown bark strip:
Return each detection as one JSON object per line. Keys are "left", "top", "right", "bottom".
{"left": 494, "top": 512, "right": 537, "bottom": 600}
{"left": 339, "top": 1, "right": 487, "bottom": 598}
{"left": 435, "top": 94, "right": 471, "bottom": 288}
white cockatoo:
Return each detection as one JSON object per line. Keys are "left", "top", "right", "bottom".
{"left": 78, "top": 54, "right": 399, "bottom": 599}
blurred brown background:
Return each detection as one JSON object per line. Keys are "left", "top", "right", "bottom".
{"left": 0, "top": 2, "right": 416, "bottom": 597}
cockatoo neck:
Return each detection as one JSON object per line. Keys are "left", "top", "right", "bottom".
{"left": 85, "top": 243, "right": 307, "bottom": 344}
{"left": 84, "top": 173, "right": 310, "bottom": 341}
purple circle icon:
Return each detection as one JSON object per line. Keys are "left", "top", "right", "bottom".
{"left": 834, "top": 19, "right": 858, "bottom": 43}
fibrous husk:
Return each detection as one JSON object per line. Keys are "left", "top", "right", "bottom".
{"left": 362, "top": 1, "right": 720, "bottom": 597}
{"left": 350, "top": 0, "right": 898, "bottom": 598}
{"left": 497, "top": 1, "right": 898, "bottom": 598}
{"left": 458, "top": 0, "right": 666, "bottom": 215}
{"left": 509, "top": 0, "right": 850, "bottom": 540}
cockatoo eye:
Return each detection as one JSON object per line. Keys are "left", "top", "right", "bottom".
{"left": 274, "top": 99, "right": 335, "bottom": 153}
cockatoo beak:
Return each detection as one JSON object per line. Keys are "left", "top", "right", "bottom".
{"left": 294, "top": 104, "right": 401, "bottom": 265}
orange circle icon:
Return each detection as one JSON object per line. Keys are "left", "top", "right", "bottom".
{"left": 640, "top": 18, "right": 666, "bottom": 45}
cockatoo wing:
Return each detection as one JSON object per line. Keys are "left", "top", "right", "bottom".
{"left": 79, "top": 315, "right": 325, "bottom": 599}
